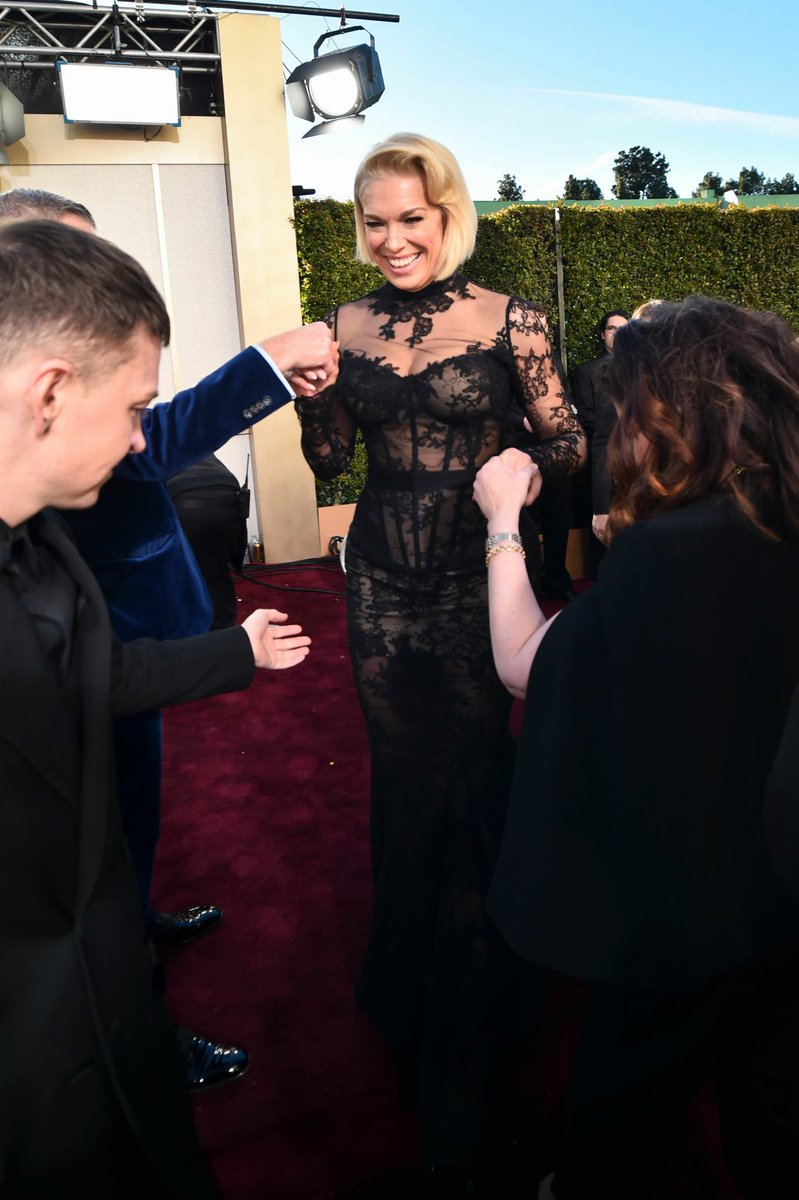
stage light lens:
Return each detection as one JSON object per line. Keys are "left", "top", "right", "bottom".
{"left": 307, "top": 66, "right": 359, "bottom": 119}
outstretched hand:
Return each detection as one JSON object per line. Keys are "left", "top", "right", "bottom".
{"left": 242, "top": 609, "right": 311, "bottom": 670}
{"left": 473, "top": 449, "right": 542, "bottom": 524}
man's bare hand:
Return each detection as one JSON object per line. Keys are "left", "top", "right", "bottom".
{"left": 261, "top": 323, "right": 340, "bottom": 396}
{"left": 591, "top": 513, "right": 610, "bottom": 545}
{"left": 242, "top": 609, "right": 311, "bottom": 669}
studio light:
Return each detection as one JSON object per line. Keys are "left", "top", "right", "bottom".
{"left": 285, "top": 25, "right": 385, "bottom": 139}
{"left": 57, "top": 62, "right": 181, "bottom": 127}
{"left": 0, "top": 82, "right": 25, "bottom": 164}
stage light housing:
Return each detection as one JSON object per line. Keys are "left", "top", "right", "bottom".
{"left": 0, "top": 82, "right": 25, "bottom": 162}
{"left": 286, "top": 26, "right": 384, "bottom": 138}
{"left": 57, "top": 61, "right": 181, "bottom": 127}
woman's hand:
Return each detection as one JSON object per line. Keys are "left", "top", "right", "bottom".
{"left": 474, "top": 451, "right": 541, "bottom": 526}
{"left": 242, "top": 609, "right": 311, "bottom": 669}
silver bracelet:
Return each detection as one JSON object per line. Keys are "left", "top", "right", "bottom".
{"left": 485, "top": 532, "right": 524, "bottom": 554}
{"left": 485, "top": 531, "right": 525, "bottom": 565}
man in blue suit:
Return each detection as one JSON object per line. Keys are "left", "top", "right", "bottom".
{"left": 0, "top": 187, "right": 337, "bottom": 1088}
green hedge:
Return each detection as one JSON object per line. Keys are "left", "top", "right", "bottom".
{"left": 560, "top": 205, "right": 799, "bottom": 364}
{"left": 293, "top": 199, "right": 799, "bottom": 503}
{"left": 294, "top": 199, "right": 382, "bottom": 324}
{"left": 466, "top": 203, "right": 558, "bottom": 323}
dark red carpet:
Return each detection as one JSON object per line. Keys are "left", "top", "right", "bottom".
{"left": 158, "top": 562, "right": 740, "bottom": 1199}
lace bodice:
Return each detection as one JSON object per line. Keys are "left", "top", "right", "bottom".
{"left": 296, "top": 274, "right": 585, "bottom": 572}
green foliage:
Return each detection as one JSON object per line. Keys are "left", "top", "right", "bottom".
{"left": 466, "top": 203, "right": 558, "bottom": 324}
{"left": 496, "top": 173, "right": 525, "bottom": 201}
{"left": 293, "top": 198, "right": 799, "bottom": 502}
{"left": 696, "top": 168, "right": 799, "bottom": 197}
{"left": 692, "top": 171, "right": 723, "bottom": 198}
{"left": 560, "top": 205, "right": 799, "bottom": 366}
{"left": 293, "top": 198, "right": 382, "bottom": 324}
{"left": 765, "top": 172, "right": 799, "bottom": 195}
{"left": 612, "top": 146, "right": 677, "bottom": 199}
{"left": 562, "top": 174, "right": 603, "bottom": 200}
{"left": 724, "top": 166, "right": 766, "bottom": 195}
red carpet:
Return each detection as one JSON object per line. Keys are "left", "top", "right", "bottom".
{"left": 158, "top": 562, "right": 740, "bottom": 1199}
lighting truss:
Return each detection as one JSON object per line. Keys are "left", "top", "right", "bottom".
{"left": 0, "top": 3, "right": 397, "bottom": 119}
{"left": 0, "top": 3, "right": 222, "bottom": 77}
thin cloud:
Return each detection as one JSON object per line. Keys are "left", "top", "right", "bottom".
{"left": 528, "top": 89, "right": 799, "bottom": 139}
{"left": 580, "top": 149, "right": 617, "bottom": 173}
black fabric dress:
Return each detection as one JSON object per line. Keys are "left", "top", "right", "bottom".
{"left": 488, "top": 496, "right": 799, "bottom": 1196}
{"left": 295, "top": 273, "right": 584, "bottom": 1169}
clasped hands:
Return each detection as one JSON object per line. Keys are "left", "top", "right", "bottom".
{"left": 241, "top": 609, "right": 311, "bottom": 670}
{"left": 473, "top": 448, "right": 542, "bottom": 523}
{"left": 262, "top": 322, "right": 340, "bottom": 399}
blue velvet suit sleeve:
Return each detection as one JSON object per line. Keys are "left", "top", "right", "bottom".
{"left": 115, "top": 346, "right": 294, "bottom": 483}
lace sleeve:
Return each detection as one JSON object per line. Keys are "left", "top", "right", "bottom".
{"left": 506, "top": 297, "right": 587, "bottom": 479}
{"left": 294, "top": 308, "right": 358, "bottom": 481}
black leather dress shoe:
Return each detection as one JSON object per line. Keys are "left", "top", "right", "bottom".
{"left": 147, "top": 904, "right": 222, "bottom": 945}
{"left": 185, "top": 1034, "right": 249, "bottom": 1090}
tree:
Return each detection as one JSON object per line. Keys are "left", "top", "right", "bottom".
{"left": 562, "top": 174, "right": 603, "bottom": 200}
{"left": 764, "top": 172, "right": 799, "bottom": 195}
{"left": 496, "top": 173, "right": 525, "bottom": 202}
{"left": 612, "top": 146, "right": 678, "bottom": 200}
{"left": 692, "top": 171, "right": 723, "bottom": 198}
{"left": 723, "top": 166, "right": 766, "bottom": 195}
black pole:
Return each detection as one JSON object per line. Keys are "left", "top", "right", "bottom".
{"left": 151, "top": 1, "right": 398, "bottom": 18}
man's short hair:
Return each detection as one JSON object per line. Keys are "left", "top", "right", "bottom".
{"left": 0, "top": 186, "right": 96, "bottom": 227}
{"left": 0, "top": 219, "right": 169, "bottom": 371}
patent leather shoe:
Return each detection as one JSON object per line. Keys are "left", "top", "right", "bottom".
{"left": 147, "top": 904, "right": 222, "bottom": 945}
{"left": 185, "top": 1034, "right": 249, "bottom": 1090}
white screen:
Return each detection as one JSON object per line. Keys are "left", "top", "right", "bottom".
{"left": 58, "top": 62, "right": 181, "bottom": 127}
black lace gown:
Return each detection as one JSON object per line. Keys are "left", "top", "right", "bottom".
{"left": 295, "top": 274, "right": 584, "bottom": 1170}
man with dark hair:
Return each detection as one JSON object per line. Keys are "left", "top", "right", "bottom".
{"left": 0, "top": 186, "right": 337, "bottom": 1085}
{"left": 0, "top": 184, "right": 94, "bottom": 227}
{"left": 0, "top": 217, "right": 312, "bottom": 1198}
{"left": 569, "top": 309, "right": 632, "bottom": 549}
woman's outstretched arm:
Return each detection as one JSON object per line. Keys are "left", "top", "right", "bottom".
{"left": 473, "top": 449, "right": 561, "bottom": 698}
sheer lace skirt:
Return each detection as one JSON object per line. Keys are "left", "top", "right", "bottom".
{"left": 346, "top": 545, "right": 518, "bottom": 1167}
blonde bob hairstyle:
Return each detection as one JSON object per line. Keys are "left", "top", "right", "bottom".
{"left": 353, "top": 133, "right": 477, "bottom": 281}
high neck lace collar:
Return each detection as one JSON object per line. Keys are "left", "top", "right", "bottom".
{"left": 368, "top": 273, "right": 472, "bottom": 347}
{"left": 378, "top": 272, "right": 466, "bottom": 304}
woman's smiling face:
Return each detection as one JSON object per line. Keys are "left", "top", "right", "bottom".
{"left": 361, "top": 172, "right": 445, "bottom": 292}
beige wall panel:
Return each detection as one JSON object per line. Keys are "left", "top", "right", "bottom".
{"left": 156, "top": 162, "right": 259, "bottom": 540}
{"left": 1, "top": 113, "right": 225, "bottom": 167}
{"left": 219, "top": 13, "right": 320, "bottom": 563}
{"left": 158, "top": 162, "right": 242, "bottom": 389}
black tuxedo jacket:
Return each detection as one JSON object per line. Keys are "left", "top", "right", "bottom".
{"left": 569, "top": 353, "right": 616, "bottom": 512}
{"left": 489, "top": 497, "right": 799, "bottom": 991}
{"left": 0, "top": 513, "right": 253, "bottom": 1195}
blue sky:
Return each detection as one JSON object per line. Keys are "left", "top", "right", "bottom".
{"left": 277, "top": 0, "right": 799, "bottom": 201}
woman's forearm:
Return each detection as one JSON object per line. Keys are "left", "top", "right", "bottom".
{"left": 485, "top": 513, "right": 557, "bottom": 698}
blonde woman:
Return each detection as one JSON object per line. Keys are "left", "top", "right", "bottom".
{"left": 296, "top": 133, "right": 584, "bottom": 1192}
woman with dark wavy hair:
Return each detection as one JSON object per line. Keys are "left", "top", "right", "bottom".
{"left": 473, "top": 295, "right": 799, "bottom": 1199}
